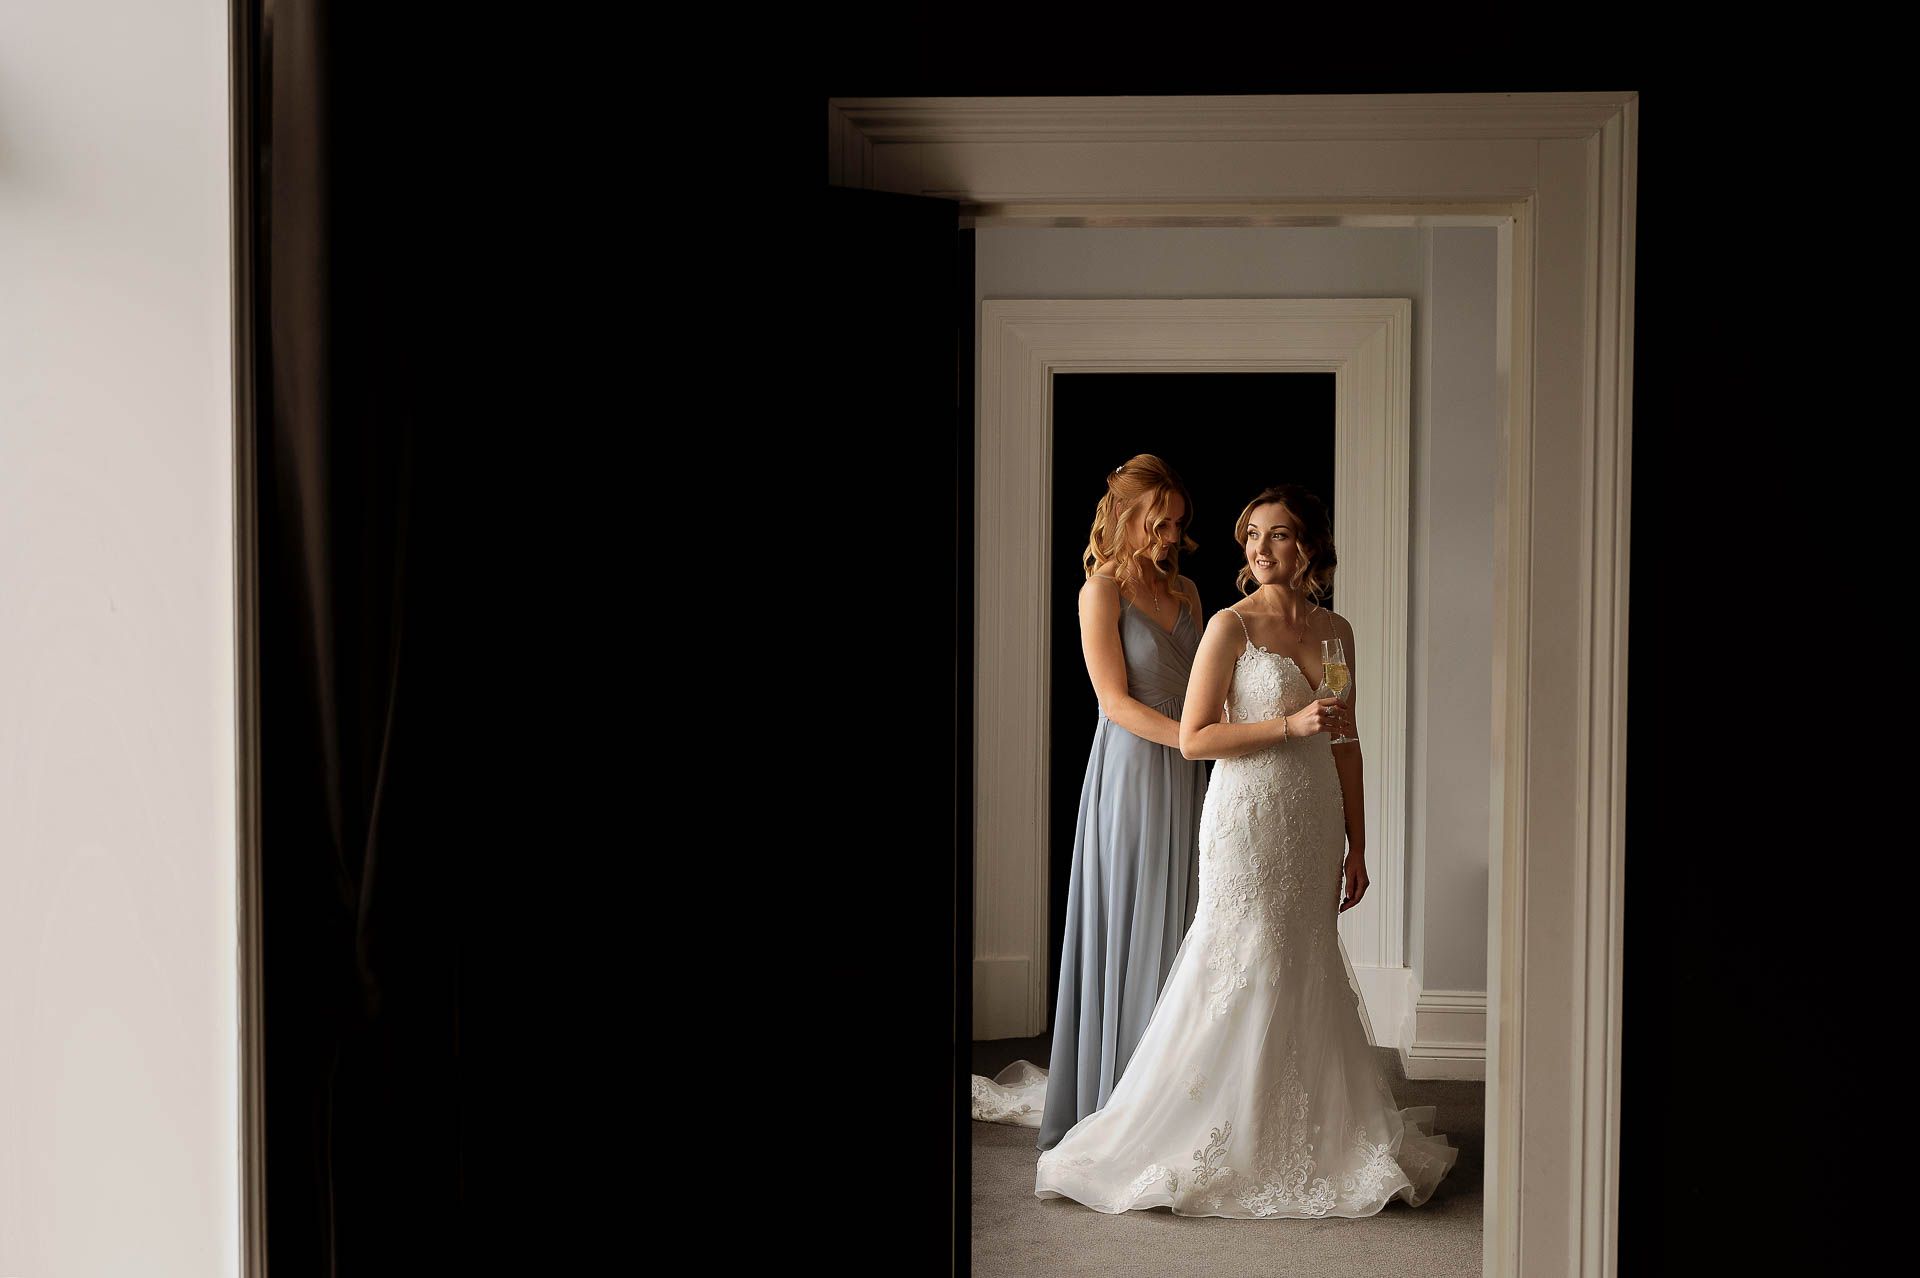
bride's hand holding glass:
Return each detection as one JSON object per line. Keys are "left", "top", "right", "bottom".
{"left": 1283, "top": 695, "right": 1351, "bottom": 739}
{"left": 1322, "top": 637, "right": 1358, "bottom": 745}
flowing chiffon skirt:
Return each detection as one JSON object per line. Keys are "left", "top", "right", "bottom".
{"left": 1033, "top": 705, "right": 1206, "bottom": 1149}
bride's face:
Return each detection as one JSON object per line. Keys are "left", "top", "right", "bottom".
{"left": 1134, "top": 490, "right": 1187, "bottom": 570}
{"left": 1243, "top": 501, "right": 1303, "bottom": 588}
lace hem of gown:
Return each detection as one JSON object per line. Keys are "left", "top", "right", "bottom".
{"left": 1035, "top": 1103, "right": 1457, "bottom": 1220}
{"left": 971, "top": 1061, "right": 1048, "bottom": 1127}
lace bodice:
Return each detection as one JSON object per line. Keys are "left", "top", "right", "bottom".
{"left": 1227, "top": 641, "right": 1330, "bottom": 725}
{"left": 1198, "top": 635, "right": 1349, "bottom": 1019}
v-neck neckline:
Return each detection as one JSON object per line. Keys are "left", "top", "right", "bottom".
{"left": 1123, "top": 595, "right": 1185, "bottom": 639}
{"left": 1229, "top": 606, "right": 1326, "bottom": 690}
{"left": 1245, "top": 645, "right": 1326, "bottom": 694}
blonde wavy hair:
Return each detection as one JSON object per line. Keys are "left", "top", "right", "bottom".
{"left": 1081, "top": 455, "right": 1198, "bottom": 611}
{"left": 1231, "top": 484, "right": 1337, "bottom": 603}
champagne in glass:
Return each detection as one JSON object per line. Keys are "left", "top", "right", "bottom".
{"left": 1323, "top": 637, "right": 1358, "bottom": 744}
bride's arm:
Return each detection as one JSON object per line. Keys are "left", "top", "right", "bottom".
{"left": 1329, "top": 613, "right": 1366, "bottom": 860}
{"left": 1179, "top": 612, "right": 1290, "bottom": 760}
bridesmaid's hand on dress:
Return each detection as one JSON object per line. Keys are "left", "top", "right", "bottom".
{"left": 1339, "top": 853, "right": 1370, "bottom": 913}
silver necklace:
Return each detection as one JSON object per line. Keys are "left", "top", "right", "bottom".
{"left": 1265, "top": 597, "right": 1315, "bottom": 643}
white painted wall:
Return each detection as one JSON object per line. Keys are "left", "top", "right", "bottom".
{"left": 977, "top": 225, "right": 1495, "bottom": 998}
{"left": 1412, "top": 227, "right": 1497, "bottom": 992}
{"left": 0, "top": 2, "right": 238, "bottom": 1275}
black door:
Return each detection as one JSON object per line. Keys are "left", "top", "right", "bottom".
{"left": 817, "top": 184, "right": 972, "bottom": 1262}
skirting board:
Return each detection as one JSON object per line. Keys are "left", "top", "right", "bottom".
{"left": 974, "top": 956, "right": 1033, "bottom": 1040}
{"left": 1403, "top": 989, "right": 1489, "bottom": 1080}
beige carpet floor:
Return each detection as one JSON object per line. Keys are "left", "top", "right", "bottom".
{"left": 971, "top": 1034, "right": 1484, "bottom": 1277}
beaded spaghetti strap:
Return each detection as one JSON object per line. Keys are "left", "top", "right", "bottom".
{"left": 1227, "top": 608, "right": 1252, "bottom": 645}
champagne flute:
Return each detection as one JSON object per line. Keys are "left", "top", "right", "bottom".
{"left": 1323, "top": 637, "right": 1358, "bottom": 744}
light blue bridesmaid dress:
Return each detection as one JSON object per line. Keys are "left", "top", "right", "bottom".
{"left": 1036, "top": 575, "right": 1208, "bottom": 1151}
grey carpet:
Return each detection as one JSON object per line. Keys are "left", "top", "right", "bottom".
{"left": 971, "top": 1035, "right": 1484, "bottom": 1277}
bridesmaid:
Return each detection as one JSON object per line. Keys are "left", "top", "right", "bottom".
{"left": 1037, "top": 454, "right": 1210, "bottom": 1151}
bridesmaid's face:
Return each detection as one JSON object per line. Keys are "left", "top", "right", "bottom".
{"left": 1135, "top": 490, "right": 1187, "bottom": 568}
{"left": 1243, "top": 502, "right": 1303, "bottom": 587}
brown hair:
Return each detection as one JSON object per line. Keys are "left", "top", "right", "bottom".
{"left": 1081, "top": 454, "right": 1197, "bottom": 611}
{"left": 1232, "top": 484, "right": 1336, "bottom": 603}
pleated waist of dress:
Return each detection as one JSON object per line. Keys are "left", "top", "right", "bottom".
{"left": 1098, "top": 687, "right": 1187, "bottom": 722}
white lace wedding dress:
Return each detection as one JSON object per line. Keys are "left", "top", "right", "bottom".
{"left": 972, "top": 1060, "right": 1048, "bottom": 1127}
{"left": 1034, "top": 615, "right": 1459, "bottom": 1218}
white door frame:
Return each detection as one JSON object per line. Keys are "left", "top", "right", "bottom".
{"left": 829, "top": 92, "right": 1635, "bottom": 1278}
{"left": 970, "top": 298, "right": 1416, "bottom": 1051}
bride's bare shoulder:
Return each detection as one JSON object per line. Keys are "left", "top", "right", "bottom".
{"left": 1204, "top": 606, "right": 1248, "bottom": 637}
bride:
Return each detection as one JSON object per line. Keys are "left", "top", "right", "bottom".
{"left": 1034, "top": 484, "right": 1459, "bottom": 1219}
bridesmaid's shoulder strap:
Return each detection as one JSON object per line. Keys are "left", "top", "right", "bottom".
{"left": 1226, "top": 608, "right": 1251, "bottom": 642}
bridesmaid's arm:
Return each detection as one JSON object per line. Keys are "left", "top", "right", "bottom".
{"left": 1179, "top": 612, "right": 1291, "bottom": 760}
{"left": 1080, "top": 577, "right": 1184, "bottom": 749}
{"left": 1329, "top": 613, "right": 1366, "bottom": 861}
